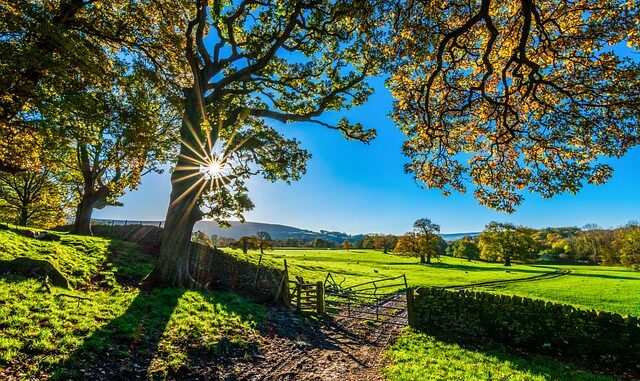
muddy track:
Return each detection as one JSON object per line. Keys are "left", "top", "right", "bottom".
{"left": 229, "top": 294, "right": 407, "bottom": 381}
{"left": 443, "top": 268, "right": 571, "bottom": 290}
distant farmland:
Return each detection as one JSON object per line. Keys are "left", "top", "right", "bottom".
{"left": 228, "top": 248, "right": 640, "bottom": 317}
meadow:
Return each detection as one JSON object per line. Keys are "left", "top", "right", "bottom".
{"left": 0, "top": 228, "right": 634, "bottom": 380}
{"left": 227, "top": 248, "right": 640, "bottom": 316}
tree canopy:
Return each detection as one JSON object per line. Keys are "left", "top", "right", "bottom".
{"left": 0, "top": 0, "right": 189, "bottom": 173}
{"left": 478, "top": 222, "right": 538, "bottom": 265}
{"left": 388, "top": 0, "right": 640, "bottom": 212}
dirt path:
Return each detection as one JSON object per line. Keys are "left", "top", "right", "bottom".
{"left": 230, "top": 294, "right": 407, "bottom": 381}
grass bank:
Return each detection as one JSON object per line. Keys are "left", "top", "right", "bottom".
{"left": 0, "top": 227, "right": 264, "bottom": 380}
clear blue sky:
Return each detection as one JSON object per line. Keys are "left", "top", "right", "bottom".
{"left": 94, "top": 76, "right": 640, "bottom": 235}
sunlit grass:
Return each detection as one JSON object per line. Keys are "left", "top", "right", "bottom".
{"left": 383, "top": 329, "right": 614, "bottom": 381}
{"left": 226, "top": 248, "right": 640, "bottom": 316}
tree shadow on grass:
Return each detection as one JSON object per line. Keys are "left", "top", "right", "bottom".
{"left": 419, "top": 333, "right": 631, "bottom": 381}
{"left": 50, "top": 288, "right": 185, "bottom": 381}
{"left": 428, "top": 261, "right": 548, "bottom": 275}
{"left": 557, "top": 272, "right": 640, "bottom": 281}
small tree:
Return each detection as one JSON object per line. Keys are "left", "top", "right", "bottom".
{"left": 0, "top": 170, "right": 70, "bottom": 228}
{"left": 394, "top": 232, "right": 425, "bottom": 263}
{"left": 451, "top": 239, "right": 480, "bottom": 261}
{"left": 342, "top": 240, "right": 351, "bottom": 250}
{"left": 233, "top": 236, "right": 257, "bottom": 254}
{"left": 616, "top": 227, "right": 640, "bottom": 269}
{"left": 371, "top": 234, "right": 398, "bottom": 254}
{"left": 478, "top": 222, "right": 537, "bottom": 266}
{"left": 313, "top": 238, "right": 328, "bottom": 248}
{"left": 256, "top": 231, "right": 273, "bottom": 255}
{"left": 47, "top": 70, "right": 178, "bottom": 236}
{"left": 413, "top": 218, "right": 441, "bottom": 264}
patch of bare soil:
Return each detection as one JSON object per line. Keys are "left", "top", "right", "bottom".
{"left": 228, "top": 294, "right": 407, "bottom": 381}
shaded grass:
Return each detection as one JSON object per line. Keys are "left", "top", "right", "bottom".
{"left": 383, "top": 329, "right": 614, "bottom": 381}
{"left": 0, "top": 227, "right": 265, "bottom": 379}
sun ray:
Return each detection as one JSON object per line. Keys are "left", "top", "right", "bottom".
{"left": 170, "top": 175, "right": 206, "bottom": 207}
{"left": 178, "top": 139, "right": 210, "bottom": 165}
{"left": 172, "top": 170, "right": 205, "bottom": 183}
{"left": 178, "top": 179, "right": 208, "bottom": 226}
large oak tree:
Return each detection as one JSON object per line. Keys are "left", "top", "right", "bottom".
{"left": 148, "top": 0, "right": 383, "bottom": 287}
{"left": 387, "top": 0, "right": 640, "bottom": 212}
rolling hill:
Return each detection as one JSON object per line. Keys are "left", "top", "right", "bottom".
{"left": 92, "top": 219, "right": 479, "bottom": 243}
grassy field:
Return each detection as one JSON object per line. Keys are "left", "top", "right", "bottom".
{"left": 0, "top": 228, "right": 264, "bottom": 379}
{"left": 479, "top": 264, "right": 640, "bottom": 317}
{"left": 383, "top": 330, "right": 614, "bottom": 381}
{"left": 0, "top": 229, "right": 632, "bottom": 380}
{"left": 227, "top": 248, "right": 640, "bottom": 316}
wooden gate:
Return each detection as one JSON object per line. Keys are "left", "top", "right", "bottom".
{"left": 323, "top": 273, "right": 409, "bottom": 324}
{"left": 288, "top": 278, "right": 325, "bottom": 315}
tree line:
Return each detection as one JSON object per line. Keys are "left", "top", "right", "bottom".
{"left": 448, "top": 222, "right": 640, "bottom": 270}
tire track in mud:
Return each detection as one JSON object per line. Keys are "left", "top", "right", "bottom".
{"left": 443, "top": 268, "right": 571, "bottom": 290}
{"left": 230, "top": 294, "right": 408, "bottom": 381}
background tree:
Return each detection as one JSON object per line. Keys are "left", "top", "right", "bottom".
{"left": 478, "top": 222, "right": 537, "bottom": 266}
{"left": 149, "top": 0, "right": 383, "bottom": 287}
{"left": 191, "top": 231, "right": 213, "bottom": 247}
{"left": 571, "top": 224, "right": 616, "bottom": 264}
{"left": 217, "top": 236, "right": 236, "bottom": 248}
{"left": 617, "top": 227, "right": 640, "bottom": 270}
{"left": 45, "top": 70, "right": 179, "bottom": 236}
{"left": 393, "top": 232, "right": 426, "bottom": 263}
{"left": 0, "top": 1, "right": 188, "bottom": 173}
{"left": 233, "top": 236, "right": 257, "bottom": 254}
{"left": 371, "top": 234, "right": 398, "bottom": 253}
{"left": 450, "top": 238, "right": 480, "bottom": 261}
{"left": 342, "top": 240, "right": 352, "bottom": 250}
{"left": 282, "top": 238, "right": 300, "bottom": 247}
{"left": 313, "top": 238, "right": 328, "bottom": 249}
{"left": 209, "top": 234, "right": 219, "bottom": 248}
{"left": 255, "top": 231, "right": 274, "bottom": 255}
{"left": 387, "top": 0, "right": 640, "bottom": 213}
{"left": 413, "top": 218, "right": 441, "bottom": 264}
{"left": 0, "top": 170, "right": 70, "bottom": 228}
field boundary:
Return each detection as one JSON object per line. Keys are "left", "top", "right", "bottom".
{"left": 443, "top": 268, "right": 571, "bottom": 290}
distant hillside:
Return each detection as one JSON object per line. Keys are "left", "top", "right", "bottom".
{"left": 440, "top": 232, "right": 481, "bottom": 241}
{"left": 193, "top": 220, "right": 368, "bottom": 243}
{"left": 92, "top": 219, "right": 479, "bottom": 243}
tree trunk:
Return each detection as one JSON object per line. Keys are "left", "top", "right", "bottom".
{"left": 148, "top": 88, "right": 205, "bottom": 288}
{"left": 420, "top": 254, "right": 426, "bottom": 263}
{"left": 426, "top": 252, "right": 432, "bottom": 264}
{"left": 504, "top": 256, "right": 511, "bottom": 266}
{"left": 72, "top": 195, "right": 94, "bottom": 235}
{"left": 18, "top": 207, "right": 28, "bottom": 226}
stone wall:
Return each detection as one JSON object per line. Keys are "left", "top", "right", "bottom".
{"left": 408, "top": 287, "right": 640, "bottom": 371}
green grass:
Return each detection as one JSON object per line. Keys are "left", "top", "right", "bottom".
{"left": 479, "top": 264, "right": 640, "bottom": 317}
{"left": 0, "top": 227, "right": 264, "bottom": 379}
{"left": 227, "top": 248, "right": 640, "bottom": 316}
{"left": 383, "top": 329, "right": 614, "bottom": 381}
{"left": 227, "top": 248, "right": 553, "bottom": 288}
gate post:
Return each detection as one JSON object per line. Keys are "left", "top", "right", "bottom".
{"left": 407, "top": 288, "right": 415, "bottom": 327}
{"left": 316, "top": 281, "right": 325, "bottom": 315}
{"left": 296, "top": 283, "right": 302, "bottom": 311}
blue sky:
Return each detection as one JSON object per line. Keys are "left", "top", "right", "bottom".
{"left": 94, "top": 76, "right": 640, "bottom": 235}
